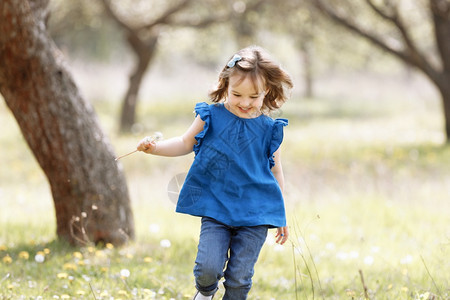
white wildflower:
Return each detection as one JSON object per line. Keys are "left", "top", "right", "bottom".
{"left": 34, "top": 254, "right": 45, "bottom": 263}
{"left": 120, "top": 269, "right": 131, "bottom": 278}
{"left": 364, "top": 256, "right": 374, "bottom": 265}
{"left": 160, "top": 239, "right": 171, "bottom": 248}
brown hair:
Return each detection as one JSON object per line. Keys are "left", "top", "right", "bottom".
{"left": 208, "top": 46, "right": 293, "bottom": 114}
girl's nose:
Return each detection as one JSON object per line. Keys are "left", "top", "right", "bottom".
{"left": 241, "top": 97, "right": 252, "bottom": 107}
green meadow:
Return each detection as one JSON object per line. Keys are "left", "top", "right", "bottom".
{"left": 0, "top": 78, "right": 449, "bottom": 299}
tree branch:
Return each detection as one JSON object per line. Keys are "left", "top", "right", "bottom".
{"left": 244, "top": 0, "right": 268, "bottom": 12}
{"left": 365, "top": 0, "right": 396, "bottom": 21}
{"left": 158, "top": 0, "right": 268, "bottom": 30}
{"left": 141, "top": 0, "right": 193, "bottom": 30}
{"left": 313, "top": 1, "right": 405, "bottom": 59}
{"left": 171, "top": 13, "right": 230, "bottom": 28}
{"left": 100, "top": 0, "right": 135, "bottom": 34}
{"left": 366, "top": 0, "right": 433, "bottom": 74}
{"left": 312, "top": 0, "right": 440, "bottom": 81}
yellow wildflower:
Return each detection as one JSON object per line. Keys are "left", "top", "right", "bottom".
{"left": 77, "top": 260, "right": 85, "bottom": 266}
{"left": 0, "top": 245, "right": 7, "bottom": 251}
{"left": 63, "top": 263, "right": 77, "bottom": 270}
{"left": 7, "top": 283, "right": 14, "bottom": 290}
{"left": 43, "top": 248, "right": 51, "bottom": 255}
{"left": 57, "top": 272, "right": 69, "bottom": 279}
{"left": 61, "top": 295, "right": 70, "bottom": 299}
{"left": 118, "top": 290, "right": 128, "bottom": 296}
{"left": 144, "top": 257, "right": 153, "bottom": 263}
{"left": 2, "top": 255, "right": 12, "bottom": 264}
{"left": 106, "top": 243, "right": 114, "bottom": 249}
{"left": 95, "top": 250, "right": 106, "bottom": 258}
{"left": 73, "top": 251, "right": 83, "bottom": 259}
{"left": 87, "top": 246, "right": 95, "bottom": 253}
{"left": 76, "top": 290, "right": 86, "bottom": 296}
{"left": 18, "top": 251, "right": 30, "bottom": 260}
{"left": 401, "top": 287, "right": 409, "bottom": 292}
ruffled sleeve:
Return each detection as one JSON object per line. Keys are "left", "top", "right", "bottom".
{"left": 269, "top": 118, "right": 288, "bottom": 168}
{"left": 193, "top": 102, "right": 211, "bottom": 155}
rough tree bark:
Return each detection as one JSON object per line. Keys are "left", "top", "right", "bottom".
{"left": 0, "top": 0, "right": 134, "bottom": 245}
{"left": 310, "top": 0, "right": 450, "bottom": 142}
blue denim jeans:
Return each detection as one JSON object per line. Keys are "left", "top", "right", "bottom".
{"left": 193, "top": 217, "right": 268, "bottom": 300}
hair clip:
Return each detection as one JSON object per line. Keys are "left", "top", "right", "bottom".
{"left": 227, "top": 54, "right": 242, "bottom": 68}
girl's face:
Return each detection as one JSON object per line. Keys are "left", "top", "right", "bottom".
{"left": 225, "top": 73, "right": 266, "bottom": 119}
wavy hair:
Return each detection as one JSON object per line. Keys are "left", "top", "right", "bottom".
{"left": 208, "top": 46, "right": 293, "bottom": 114}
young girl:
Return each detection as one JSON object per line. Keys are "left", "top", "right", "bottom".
{"left": 137, "top": 46, "right": 293, "bottom": 300}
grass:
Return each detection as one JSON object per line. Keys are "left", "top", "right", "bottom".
{"left": 0, "top": 89, "right": 449, "bottom": 299}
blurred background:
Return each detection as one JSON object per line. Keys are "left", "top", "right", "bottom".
{"left": 1, "top": 0, "right": 449, "bottom": 298}
{"left": 46, "top": 0, "right": 438, "bottom": 108}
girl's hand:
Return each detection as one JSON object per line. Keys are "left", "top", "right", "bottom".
{"left": 275, "top": 226, "right": 289, "bottom": 245}
{"left": 137, "top": 136, "right": 157, "bottom": 154}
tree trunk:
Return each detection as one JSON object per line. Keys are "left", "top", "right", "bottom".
{"left": 119, "top": 33, "right": 158, "bottom": 133}
{"left": 430, "top": 0, "right": 450, "bottom": 141}
{"left": 300, "top": 41, "right": 314, "bottom": 98}
{"left": 437, "top": 78, "right": 450, "bottom": 141}
{"left": 0, "top": 0, "right": 134, "bottom": 246}
{"left": 233, "top": 19, "right": 255, "bottom": 49}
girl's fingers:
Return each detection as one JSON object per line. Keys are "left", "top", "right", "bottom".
{"left": 276, "top": 227, "right": 289, "bottom": 245}
{"left": 137, "top": 137, "right": 153, "bottom": 151}
{"left": 140, "top": 143, "right": 154, "bottom": 153}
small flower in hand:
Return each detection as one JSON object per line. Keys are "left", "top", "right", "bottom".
{"left": 137, "top": 132, "right": 163, "bottom": 154}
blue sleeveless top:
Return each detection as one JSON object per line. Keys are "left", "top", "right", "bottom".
{"left": 176, "top": 102, "right": 288, "bottom": 228}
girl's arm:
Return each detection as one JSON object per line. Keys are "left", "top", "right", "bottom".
{"left": 271, "top": 148, "right": 285, "bottom": 192}
{"left": 271, "top": 148, "right": 289, "bottom": 245}
{"left": 137, "top": 115, "right": 205, "bottom": 157}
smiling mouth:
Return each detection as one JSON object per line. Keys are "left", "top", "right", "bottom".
{"left": 238, "top": 107, "right": 251, "bottom": 113}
